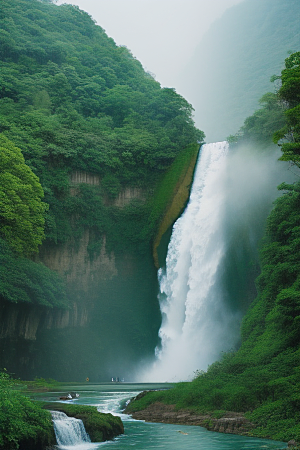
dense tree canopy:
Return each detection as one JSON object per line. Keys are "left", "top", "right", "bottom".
{"left": 0, "top": 0, "right": 203, "bottom": 248}
{"left": 229, "top": 51, "right": 300, "bottom": 158}
{"left": 0, "top": 135, "right": 47, "bottom": 255}
{"left": 0, "top": 0, "right": 203, "bottom": 183}
{"left": 227, "top": 90, "right": 286, "bottom": 145}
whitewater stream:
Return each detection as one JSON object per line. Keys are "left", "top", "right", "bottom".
{"left": 37, "top": 383, "right": 286, "bottom": 450}
{"left": 146, "top": 141, "right": 237, "bottom": 381}
{"left": 141, "top": 140, "right": 289, "bottom": 382}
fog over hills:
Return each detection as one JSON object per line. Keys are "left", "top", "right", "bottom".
{"left": 177, "top": 0, "right": 300, "bottom": 142}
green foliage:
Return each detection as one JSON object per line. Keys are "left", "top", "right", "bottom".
{"left": 0, "top": 371, "right": 55, "bottom": 450}
{"left": 0, "top": 238, "right": 68, "bottom": 307}
{"left": 0, "top": 0, "right": 203, "bottom": 250}
{"left": 0, "top": 135, "right": 48, "bottom": 255}
{"left": 227, "top": 91, "right": 286, "bottom": 145}
{"left": 241, "top": 182, "right": 300, "bottom": 347}
{"left": 142, "top": 143, "right": 200, "bottom": 240}
{"left": 48, "top": 403, "right": 124, "bottom": 442}
{"left": 227, "top": 50, "right": 300, "bottom": 152}
{"left": 0, "top": 0, "right": 202, "bottom": 177}
{"left": 273, "top": 52, "right": 300, "bottom": 168}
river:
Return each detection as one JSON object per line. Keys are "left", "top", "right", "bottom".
{"left": 36, "top": 383, "right": 287, "bottom": 450}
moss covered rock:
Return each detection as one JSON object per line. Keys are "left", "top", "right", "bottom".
{"left": 46, "top": 403, "right": 124, "bottom": 442}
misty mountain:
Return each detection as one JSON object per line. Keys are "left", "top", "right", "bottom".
{"left": 178, "top": 0, "right": 300, "bottom": 142}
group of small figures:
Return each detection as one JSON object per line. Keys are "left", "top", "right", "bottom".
{"left": 111, "top": 377, "right": 125, "bottom": 382}
{"left": 59, "top": 392, "right": 80, "bottom": 400}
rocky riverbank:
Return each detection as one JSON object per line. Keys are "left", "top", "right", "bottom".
{"left": 128, "top": 401, "right": 255, "bottom": 435}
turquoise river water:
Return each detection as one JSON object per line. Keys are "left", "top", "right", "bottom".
{"left": 36, "top": 383, "right": 287, "bottom": 450}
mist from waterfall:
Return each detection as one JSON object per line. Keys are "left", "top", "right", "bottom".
{"left": 138, "top": 141, "right": 293, "bottom": 382}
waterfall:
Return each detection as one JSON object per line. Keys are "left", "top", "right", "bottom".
{"left": 51, "top": 410, "right": 91, "bottom": 447}
{"left": 146, "top": 141, "right": 243, "bottom": 381}
{"left": 136, "top": 140, "right": 293, "bottom": 383}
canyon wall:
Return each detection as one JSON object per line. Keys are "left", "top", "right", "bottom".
{"left": 0, "top": 156, "right": 197, "bottom": 381}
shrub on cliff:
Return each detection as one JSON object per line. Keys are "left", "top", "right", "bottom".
{"left": 0, "top": 135, "right": 47, "bottom": 256}
{"left": 0, "top": 238, "right": 68, "bottom": 307}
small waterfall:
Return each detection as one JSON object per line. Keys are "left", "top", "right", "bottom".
{"left": 146, "top": 141, "right": 241, "bottom": 381}
{"left": 51, "top": 410, "right": 91, "bottom": 447}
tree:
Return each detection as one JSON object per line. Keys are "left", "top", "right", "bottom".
{"left": 0, "top": 134, "right": 48, "bottom": 255}
{"left": 273, "top": 52, "right": 300, "bottom": 167}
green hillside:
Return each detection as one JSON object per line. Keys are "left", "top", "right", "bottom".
{"left": 0, "top": 0, "right": 203, "bottom": 247}
{"left": 0, "top": 0, "right": 203, "bottom": 381}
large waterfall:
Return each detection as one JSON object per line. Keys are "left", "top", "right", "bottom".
{"left": 151, "top": 141, "right": 237, "bottom": 381}
{"left": 140, "top": 140, "right": 287, "bottom": 382}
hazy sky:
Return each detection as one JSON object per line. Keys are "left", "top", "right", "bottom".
{"left": 56, "top": 0, "right": 243, "bottom": 91}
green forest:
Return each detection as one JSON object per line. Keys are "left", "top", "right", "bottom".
{"left": 0, "top": 0, "right": 300, "bottom": 447}
{"left": 0, "top": 1, "right": 204, "bottom": 447}
{"left": 127, "top": 52, "right": 300, "bottom": 443}
{"left": 0, "top": 0, "right": 203, "bottom": 307}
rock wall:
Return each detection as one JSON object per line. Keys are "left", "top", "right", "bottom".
{"left": 69, "top": 170, "right": 146, "bottom": 207}
{"left": 0, "top": 158, "right": 197, "bottom": 380}
{"left": 70, "top": 171, "right": 100, "bottom": 185}
{"left": 113, "top": 187, "right": 146, "bottom": 207}
{"left": 0, "top": 301, "right": 88, "bottom": 341}
{"left": 39, "top": 231, "right": 117, "bottom": 295}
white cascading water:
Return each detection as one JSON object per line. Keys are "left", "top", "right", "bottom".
{"left": 147, "top": 141, "right": 242, "bottom": 381}
{"left": 51, "top": 410, "right": 91, "bottom": 447}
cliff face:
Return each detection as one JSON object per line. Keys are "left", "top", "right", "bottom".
{"left": 0, "top": 154, "right": 198, "bottom": 381}
{"left": 40, "top": 231, "right": 117, "bottom": 294}
{"left": 0, "top": 0, "right": 203, "bottom": 380}
{"left": 112, "top": 187, "right": 146, "bottom": 208}
{"left": 0, "top": 301, "right": 88, "bottom": 341}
